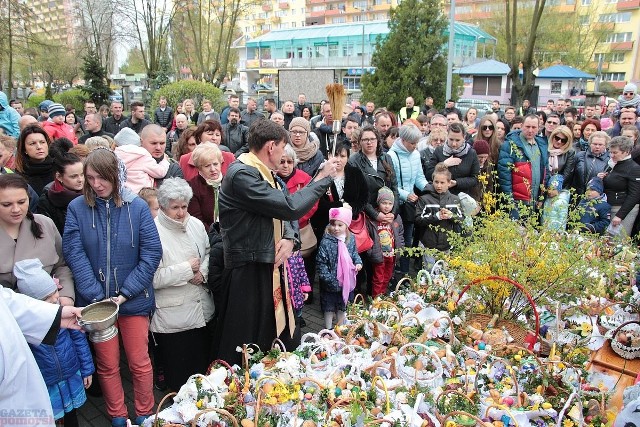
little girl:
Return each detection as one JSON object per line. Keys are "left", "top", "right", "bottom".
{"left": 14, "top": 258, "right": 94, "bottom": 427}
{"left": 113, "top": 127, "right": 169, "bottom": 193}
{"left": 316, "top": 207, "right": 362, "bottom": 329}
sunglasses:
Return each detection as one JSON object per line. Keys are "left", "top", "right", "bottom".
{"left": 482, "top": 125, "right": 494, "bottom": 131}
{"left": 553, "top": 135, "right": 568, "bottom": 143}
{"left": 623, "top": 92, "right": 635, "bottom": 95}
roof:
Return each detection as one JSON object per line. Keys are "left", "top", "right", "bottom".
{"left": 246, "top": 21, "right": 390, "bottom": 46}
{"left": 537, "top": 65, "right": 595, "bottom": 79}
{"left": 454, "top": 59, "right": 510, "bottom": 75}
{"left": 444, "top": 22, "right": 496, "bottom": 44}
{"left": 246, "top": 20, "right": 496, "bottom": 47}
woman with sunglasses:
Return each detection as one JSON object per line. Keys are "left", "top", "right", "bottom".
{"left": 547, "top": 125, "right": 576, "bottom": 187}
{"left": 476, "top": 116, "right": 500, "bottom": 165}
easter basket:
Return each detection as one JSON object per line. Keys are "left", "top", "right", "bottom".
{"left": 609, "top": 320, "right": 640, "bottom": 360}
{"left": 394, "top": 342, "right": 444, "bottom": 388}
{"left": 457, "top": 276, "right": 542, "bottom": 353}
{"left": 434, "top": 389, "right": 478, "bottom": 423}
{"left": 597, "top": 301, "right": 640, "bottom": 335}
{"left": 440, "top": 411, "right": 487, "bottom": 427}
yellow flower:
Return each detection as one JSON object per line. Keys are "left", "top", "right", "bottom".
{"left": 196, "top": 399, "right": 204, "bottom": 409}
{"left": 563, "top": 419, "right": 575, "bottom": 427}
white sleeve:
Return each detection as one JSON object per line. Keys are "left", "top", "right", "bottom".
{"left": 1, "top": 286, "right": 59, "bottom": 345}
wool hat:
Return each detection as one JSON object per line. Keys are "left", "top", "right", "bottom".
{"left": 289, "top": 117, "right": 311, "bottom": 133}
{"left": 473, "top": 139, "right": 490, "bottom": 156}
{"left": 329, "top": 207, "right": 352, "bottom": 227}
{"left": 47, "top": 103, "right": 66, "bottom": 119}
{"left": 377, "top": 186, "right": 394, "bottom": 205}
{"left": 548, "top": 174, "right": 564, "bottom": 191}
{"left": 587, "top": 177, "right": 604, "bottom": 194}
{"left": 39, "top": 100, "right": 53, "bottom": 112}
{"left": 14, "top": 259, "right": 57, "bottom": 301}
{"left": 623, "top": 83, "right": 637, "bottom": 94}
{"left": 114, "top": 127, "right": 141, "bottom": 146}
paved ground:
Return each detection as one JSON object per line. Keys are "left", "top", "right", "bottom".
{"left": 79, "top": 293, "right": 329, "bottom": 426}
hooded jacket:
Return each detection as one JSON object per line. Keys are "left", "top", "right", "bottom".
{"left": 37, "top": 181, "right": 83, "bottom": 235}
{"left": 30, "top": 328, "right": 94, "bottom": 386}
{"left": 414, "top": 185, "right": 462, "bottom": 251}
{"left": 388, "top": 138, "right": 429, "bottom": 202}
{"left": 62, "top": 189, "right": 162, "bottom": 316}
{"left": 0, "top": 91, "right": 20, "bottom": 138}
{"left": 41, "top": 120, "right": 78, "bottom": 145}
{"left": 316, "top": 232, "right": 362, "bottom": 293}
{"left": 114, "top": 145, "right": 170, "bottom": 193}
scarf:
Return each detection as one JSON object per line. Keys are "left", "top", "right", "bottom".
{"left": 291, "top": 139, "right": 319, "bottom": 163}
{"left": 442, "top": 141, "right": 470, "bottom": 157}
{"left": 618, "top": 94, "right": 640, "bottom": 108}
{"left": 548, "top": 148, "right": 564, "bottom": 173}
{"left": 201, "top": 172, "right": 222, "bottom": 224}
{"left": 335, "top": 234, "right": 357, "bottom": 304}
{"left": 237, "top": 152, "right": 296, "bottom": 338}
{"left": 48, "top": 180, "right": 83, "bottom": 208}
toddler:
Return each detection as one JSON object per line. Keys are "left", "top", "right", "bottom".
{"left": 415, "top": 163, "right": 463, "bottom": 266}
{"left": 14, "top": 259, "right": 94, "bottom": 427}
{"left": 542, "top": 175, "right": 571, "bottom": 231}
{"left": 138, "top": 187, "right": 159, "bottom": 218}
{"left": 371, "top": 187, "right": 404, "bottom": 298}
{"left": 316, "top": 207, "right": 362, "bottom": 329}
{"left": 578, "top": 177, "right": 611, "bottom": 234}
{"left": 614, "top": 83, "right": 640, "bottom": 117}
{"left": 114, "top": 127, "right": 169, "bottom": 193}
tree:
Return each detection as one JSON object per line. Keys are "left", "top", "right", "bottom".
{"left": 361, "top": 0, "right": 451, "bottom": 111}
{"left": 152, "top": 57, "right": 172, "bottom": 89}
{"left": 81, "top": 50, "right": 112, "bottom": 105}
{"left": 30, "top": 43, "right": 80, "bottom": 95}
{"left": 75, "top": 0, "right": 117, "bottom": 74}
{"left": 505, "top": 0, "right": 547, "bottom": 107}
{"left": 150, "top": 80, "right": 224, "bottom": 112}
{"left": 120, "top": 47, "right": 147, "bottom": 74}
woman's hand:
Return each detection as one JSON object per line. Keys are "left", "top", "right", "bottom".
{"left": 612, "top": 216, "right": 622, "bottom": 227}
{"left": 377, "top": 212, "right": 394, "bottom": 224}
{"left": 189, "top": 271, "right": 204, "bottom": 285}
{"left": 355, "top": 264, "right": 362, "bottom": 272}
{"left": 407, "top": 193, "right": 418, "bottom": 203}
{"left": 597, "top": 172, "right": 608, "bottom": 179}
{"left": 189, "top": 257, "right": 200, "bottom": 273}
{"left": 443, "top": 157, "right": 462, "bottom": 167}
{"left": 83, "top": 376, "right": 92, "bottom": 389}
{"left": 449, "top": 179, "right": 457, "bottom": 188}
{"left": 110, "top": 295, "right": 127, "bottom": 306}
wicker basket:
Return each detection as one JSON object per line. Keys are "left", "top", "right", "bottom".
{"left": 441, "top": 410, "right": 489, "bottom": 427}
{"left": 610, "top": 320, "right": 640, "bottom": 360}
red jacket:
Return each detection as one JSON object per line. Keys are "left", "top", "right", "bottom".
{"left": 41, "top": 121, "right": 78, "bottom": 145}
{"left": 283, "top": 169, "right": 318, "bottom": 228}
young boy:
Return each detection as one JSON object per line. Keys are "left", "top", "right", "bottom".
{"left": 415, "top": 164, "right": 463, "bottom": 267}
{"left": 371, "top": 187, "right": 404, "bottom": 297}
{"left": 138, "top": 187, "right": 159, "bottom": 218}
{"left": 615, "top": 83, "right": 640, "bottom": 117}
{"left": 578, "top": 177, "right": 611, "bottom": 234}
{"left": 542, "top": 175, "right": 571, "bottom": 231}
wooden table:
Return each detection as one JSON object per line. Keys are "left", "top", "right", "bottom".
{"left": 588, "top": 341, "right": 640, "bottom": 409}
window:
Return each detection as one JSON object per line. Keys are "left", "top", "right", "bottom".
{"left": 314, "top": 45, "right": 324, "bottom": 58}
{"left": 342, "top": 76, "right": 361, "bottom": 90}
{"left": 328, "top": 44, "right": 339, "bottom": 57}
{"left": 372, "top": 0, "right": 383, "bottom": 5}
{"left": 581, "top": 0, "right": 591, "bottom": 5}
{"left": 547, "top": 0, "right": 560, "bottom": 5}
{"left": 611, "top": 53, "right": 625, "bottom": 62}
{"left": 333, "top": 16, "right": 346, "bottom": 23}
{"left": 472, "top": 76, "right": 502, "bottom": 96}
{"left": 605, "top": 32, "right": 633, "bottom": 43}
{"left": 550, "top": 81, "right": 562, "bottom": 94}
{"left": 602, "top": 72, "right": 626, "bottom": 81}
{"left": 566, "top": 0, "right": 576, "bottom": 4}
{"left": 342, "top": 42, "right": 355, "bottom": 57}
{"left": 291, "top": 22, "right": 296, "bottom": 28}
{"left": 353, "top": 0, "right": 367, "bottom": 9}
{"left": 599, "top": 12, "right": 631, "bottom": 23}
{"left": 578, "top": 15, "right": 589, "bottom": 25}
{"left": 456, "top": 5, "right": 472, "bottom": 13}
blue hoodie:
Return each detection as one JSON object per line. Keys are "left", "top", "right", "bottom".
{"left": 0, "top": 92, "right": 20, "bottom": 138}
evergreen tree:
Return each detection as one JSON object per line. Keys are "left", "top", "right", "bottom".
{"left": 152, "top": 57, "right": 172, "bottom": 90}
{"left": 81, "top": 50, "right": 112, "bottom": 105}
{"left": 361, "top": 0, "right": 448, "bottom": 112}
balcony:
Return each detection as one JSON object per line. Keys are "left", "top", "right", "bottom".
{"left": 611, "top": 41, "right": 634, "bottom": 51}
{"left": 279, "top": 2, "right": 289, "bottom": 8}
{"left": 618, "top": 0, "right": 640, "bottom": 10}
{"left": 589, "top": 61, "right": 609, "bottom": 70}
{"left": 310, "top": 10, "right": 326, "bottom": 17}
{"left": 325, "top": 8, "right": 342, "bottom": 16}
{"left": 255, "top": 17, "right": 266, "bottom": 24}
{"left": 262, "top": 3, "right": 272, "bottom": 11}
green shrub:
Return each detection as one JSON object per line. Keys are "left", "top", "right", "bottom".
{"left": 150, "top": 81, "right": 225, "bottom": 113}
{"left": 26, "top": 95, "right": 46, "bottom": 109}
{"left": 54, "top": 89, "right": 87, "bottom": 113}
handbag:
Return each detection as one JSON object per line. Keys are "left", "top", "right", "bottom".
{"left": 299, "top": 223, "right": 318, "bottom": 257}
{"left": 349, "top": 211, "right": 374, "bottom": 253}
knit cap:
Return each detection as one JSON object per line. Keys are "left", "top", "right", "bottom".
{"left": 623, "top": 83, "right": 637, "bottom": 94}
{"left": 114, "top": 127, "right": 141, "bottom": 146}
{"left": 14, "top": 259, "right": 57, "bottom": 301}
{"left": 473, "top": 139, "right": 490, "bottom": 156}
{"left": 377, "top": 186, "right": 394, "bottom": 205}
{"left": 289, "top": 117, "right": 311, "bottom": 133}
{"left": 548, "top": 174, "right": 564, "bottom": 191}
{"left": 47, "top": 103, "right": 66, "bottom": 119}
{"left": 587, "top": 177, "right": 604, "bottom": 195}
{"left": 39, "top": 100, "right": 53, "bottom": 112}
{"left": 329, "top": 207, "right": 352, "bottom": 227}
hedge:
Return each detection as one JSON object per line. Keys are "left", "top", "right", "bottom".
{"left": 25, "top": 89, "right": 88, "bottom": 113}
{"left": 150, "top": 81, "right": 225, "bottom": 113}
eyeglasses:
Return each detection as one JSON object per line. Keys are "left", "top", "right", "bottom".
{"left": 553, "top": 135, "right": 568, "bottom": 143}
{"left": 290, "top": 130, "right": 307, "bottom": 136}
{"left": 546, "top": 120, "right": 559, "bottom": 125}
{"left": 623, "top": 92, "right": 635, "bottom": 95}
{"left": 482, "top": 125, "right": 494, "bottom": 131}
{"left": 361, "top": 137, "right": 377, "bottom": 143}
{"left": 280, "top": 159, "right": 294, "bottom": 165}
{"left": 431, "top": 123, "right": 447, "bottom": 127}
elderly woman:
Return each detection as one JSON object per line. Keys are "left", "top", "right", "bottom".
{"left": 179, "top": 120, "right": 235, "bottom": 181}
{"left": 187, "top": 143, "right": 223, "bottom": 232}
{"left": 15, "top": 124, "right": 56, "bottom": 195}
{"left": 152, "top": 177, "right": 212, "bottom": 392}
{"left": 573, "top": 131, "right": 610, "bottom": 195}
{"left": 418, "top": 127, "right": 447, "bottom": 178}
{"left": 547, "top": 125, "right": 576, "bottom": 187}
{"left": 289, "top": 117, "right": 324, "bottom": 177}
{"left": 601, "top": 136, "right": 640, "bottom": 236}
{"left": 426, "top": 122, "right": 480, "bottom": 196}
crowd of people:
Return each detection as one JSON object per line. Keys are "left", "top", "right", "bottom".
{"left": 1, "top": 86, "right": 640, "bottom": 426}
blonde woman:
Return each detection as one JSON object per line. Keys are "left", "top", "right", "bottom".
{"left": 547, "top": 125, "right": 576, "bottom": 187}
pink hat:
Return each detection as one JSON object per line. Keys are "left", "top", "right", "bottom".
{"left": 329, "top": 207, "right": 352, "bottom": 227}
{"left": 600, "top": 117, "right": 613, "bottom": 130}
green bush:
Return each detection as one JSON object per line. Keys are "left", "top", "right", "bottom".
{"left": 150, "top": 81, "right": 225, "bottom": 113}
{"left": 26, "top": 95, "right": 46, "bottom": 109}
{"left": 54, "top": 89, "right": 87, "bottom": 113}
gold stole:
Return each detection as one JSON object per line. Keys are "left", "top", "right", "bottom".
{"left": 237, "top": 153, "right": 296, "bottom": 338}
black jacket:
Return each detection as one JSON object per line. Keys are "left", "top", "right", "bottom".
{"left": 123, "top": 117, "right": 150, "bottom": 134}
{"left": 222, "top": 123, "right": 249, "bottom": 156}
{"left": 78, "top": 129, "right": 114, "bottom": 145}
{"left": 155, "top": 158, "right": 184, "bottom": 188}
{"left": 415, "top": 186, "right": 462, "bottom": 251}
{"left": 294, "top": 102, "right": 313, "bottom": 118}
{"left": 219, "top": 161, "right": 331, "bottom": 268}
{"left": 103, "top": 115, "right": 128, "bottom": 135}
{"left": 154, "top": 107, "right": 173, "bottom": 130}
{"left": 603, "top": 157, "right": 640, "bottom": 219}
{"left": 426, "top": 145, "right": 480, "bottom": 195}
{"left": 348, "top": 151, "right": 399, "bottom": 220}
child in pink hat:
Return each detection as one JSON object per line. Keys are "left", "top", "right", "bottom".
{"left": 316, "top": 207, "right": 362, "bottom": 328}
